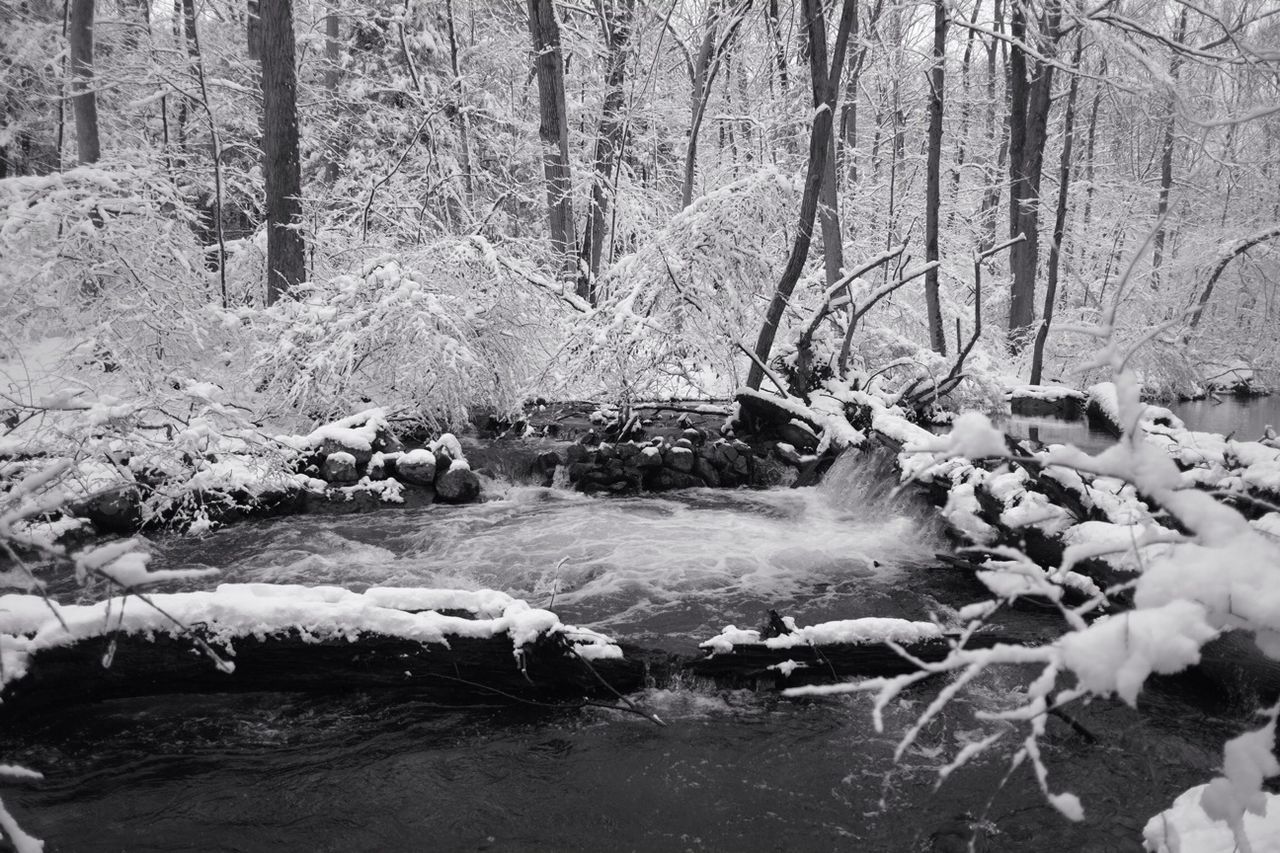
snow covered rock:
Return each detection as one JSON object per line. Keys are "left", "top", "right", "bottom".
{"left": 397, "top": 448, "right": 437, "bottom": 486}
{"left": 320, "top": 451, "right": 359, "bottom": 483}
{"left": 666, "top": 445, "right": 695, "bottom": 473}
{"left": 435, "top": 462, "right": 480, "bottom": 504}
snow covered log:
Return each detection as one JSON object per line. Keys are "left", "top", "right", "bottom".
{"left": 1009, "top": 384, "right": 1085, "bottom": 419}
{"left": 0, "top": 585, "right": 641, "bottom": 710}
{"left": 688, "top": 614, "right": 1009, "bottom": 688}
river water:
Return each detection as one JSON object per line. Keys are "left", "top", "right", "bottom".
{"left": 2, "top": 452, "right": 1254, "bottom": 851}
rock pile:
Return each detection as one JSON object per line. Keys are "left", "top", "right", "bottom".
{"left": 550, "top": 428, "right": 759, "bottom": 494}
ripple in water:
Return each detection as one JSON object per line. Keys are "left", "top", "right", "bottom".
{"left": 153, "top": 454, "right": 948, "bottom": 649}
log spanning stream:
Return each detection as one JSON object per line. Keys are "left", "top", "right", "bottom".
{"left": 2, "top": 452, "right": 1254, "bottom": 851}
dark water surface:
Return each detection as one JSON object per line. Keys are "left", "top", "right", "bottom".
{"left": 1169, "top": 394, "right": 1280, "bottom": 440}
{"left": 4, "top": 454, "right": 1253, "bottom": 851}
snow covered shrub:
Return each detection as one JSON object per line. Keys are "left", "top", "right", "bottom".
{"left": 850, "top": 327, "right": 1005, "bottom": 416}
{"left": 563, "top": 168, "right": 799, "bottom": 400}
{"left": 244, "top": 240, "right": 551, "bottom": 429}
{"left": 1, "top": 375, "right": 295, "bottom": 541}
{"left": 0, "top": 163, "right": 255, "bottom": 389}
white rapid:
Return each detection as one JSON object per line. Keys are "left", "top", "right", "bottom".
{"left": 153, "top": 449, "right": 948, "bottom": 650}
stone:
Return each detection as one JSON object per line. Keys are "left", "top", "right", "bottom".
{"left": 682, "top": 427, "right": 705, "bottom": 446}
{"left": 567, "top": 462, "right": 595, "bottom": 481}
{"left": 536, "top": 450, "right": 563, "bottom": 471}
{"left": 694, "top": 457, "right": 721, "bottom": 487}
{"left": 321, "top": 451, "right": 359, "bottom": 483}
{"left": 777, "top": 419, "right": 820, "bottom": 453}
{"left": 397, "top": 449, "right": 437, "bottom": 486}
{"left": 636, "top": 446, "right": 663, "bottom": 468}
{"left": 674, "top": 437, "right": 694, "bottom": 450}
{"left": 367, "top": 451, "right": 397, "bottom": 481}
{"left": 434, "top": 448, "right": 454, "bottom": 474}
{"left": 317, "top": 438, "right": 373, "bottom": 468}
{"left": 667, "top": 446, "right": 696, "bottom": 473}
{"left": 615, "top": 442, "right": 641, "bottom": 460}
{"left": 653, "top": 469, "right": 702, "bottom": 490}
{"left": 76, "top": 486, "right": 142, "bottom": 535}
{"left": 773, "top": 442, "right": 805, "bottom": 467}
{"left": 565, "top": 443, "right": 587, "bottom": 465}
{"left": 435, "top": 465, "right": 481, "bottom": 503}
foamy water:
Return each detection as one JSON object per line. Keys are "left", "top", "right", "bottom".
{"left": 153, "top": 452, "right": 949, "bottom": 648}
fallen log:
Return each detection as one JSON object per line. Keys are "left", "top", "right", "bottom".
{"left": 0, "top": 585, "right": 643, "bottom": 712}
{"left": 687, "top": 614, "right": 1012, "bottom": 689}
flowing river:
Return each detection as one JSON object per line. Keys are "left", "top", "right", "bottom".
{"left": 2, "top": 451, "right": 1255, "bottom": 851}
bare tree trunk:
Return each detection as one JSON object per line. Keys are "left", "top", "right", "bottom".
{"left": 1150, "top": 6, "right": 1187, "bottom": 289}
{"left": 1030, "top": 37, "right": 1082, "bottom": 385}
{"left": 766, "top": 0, "right": 788, "bottom": 92}
{"left": 1006, "top": 0, "right": 1059, "bottom": 350}
{"left": 445, "top": 0, "right": 473, "bottom": 205}
{"left": 323, "top": 5, "right": 342, "bottom": 184}
{"left": 949, "top": 0, "right": 981, "bottom": 216}
{"left": 528, "top": 0, "right": 578, "bottom": 283}
{"left": 176, "top": 0, "right": 199, "bottom": 154}
{"left": 819, "top": 124, "right": 844, "bottom": 286}
{"left": 1072, "top": 63, "right": 1102, "bottom": 277}
{"left": 68, "top": 0, "right": 100, "bottom": 165}
{"left": 747, "top": 0, "right": 856, "bottom": 391}
{"left": 924, "top": 0, "right": 947, "bottom": 354}
{"left": 119, "top": 0, "right": 148, "bottom": 53}
{"left": 580, "top": 0, "right": 634, "bottom": 301}
{"left": 682, "top": 2, "right": 720, "bottom": 209}
{"left": 262, "top": 0, "right": 305, "bottom": 303}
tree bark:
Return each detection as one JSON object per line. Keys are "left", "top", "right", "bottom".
{"left": 1150, "top": 6, "right": 1187, "bottom": 289}
{"left": 323, "top": 5, "right": 341, "bottom": 184}
{"left": 924, "top": 0, "right": 947, "bottom": 354}
{"left": 445, "top": 0, "right": 473, "bottom": 206}
{"left": 1030, "top": 37, "right": 1082, "bottom": 386}
{"left": 68, "top": 0, "right": 100, "bottom": 165}
{"left": 682, "top": 2, "right": 720, "bottom": 210}
{"left": 766, "top": 0, "right": 788, "bottom": 91}
{"left": 747, "top": 0, "right": 857, "bottom": 391}
{"left": 527, "top": 0, "right": 578, "bottom": 284}
{"left": 1006, "top": 1, "right": 1059, "bottom": 350}
{"left": 819, "top": 124, "right": 844, "bottom": 287}
{"left": 580, "top": 0, "right": 634, "bottom": 302}
{"left": 176, "top": 0, "right": 199, "bottom": 153}
{"left": 262, "top": 0, "right": 306, "bottom": 303}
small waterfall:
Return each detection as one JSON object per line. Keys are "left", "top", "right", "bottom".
{"left": 816, "top": 445, "right": 942, "bottom": 530}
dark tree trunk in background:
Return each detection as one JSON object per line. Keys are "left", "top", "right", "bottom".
{"left": 247, "top": 0, "right": 262, "bottom": 60}
{"left": 445, "top": 0, "right": 473, "bottom": 205}
{"left": 1030, "top": 37, "right": 1082, "bottom": 386}
{"left": 682, "top": 2, "right": 721, "bottom": 210}
{"left": 69, "top": 0, "right": 100, "bottom": 165}
{"left": 120, "top": 0, "right": 149, "bottom": 51}
{"left": 1151, "top": 6, "right": 1187, "bottom": 288}
{"left": 1006, "top": 1, "right": 1059, "bottom": 351}
{"left": 527, "top": 0, "right": 578, "bottom": 285}
{"left": 176, "top": 0, "right": 199, "bottom": 152}
{"left": 747, "top": 0, "right": 856, "bottom": 391}
{"left": 766, "top": 0, "right": 788, "bottom": 91}
{"left": 924, "top": 0, "right": 947, "bottom": 354}
{"left": 324, "top": 4, "right": 342, "bottom": 184}
{"left": 580, "top": 0, "right": 635, "bottom": 302}
{"left": 262, "top": 0, "right": 305, "bottom": 303}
